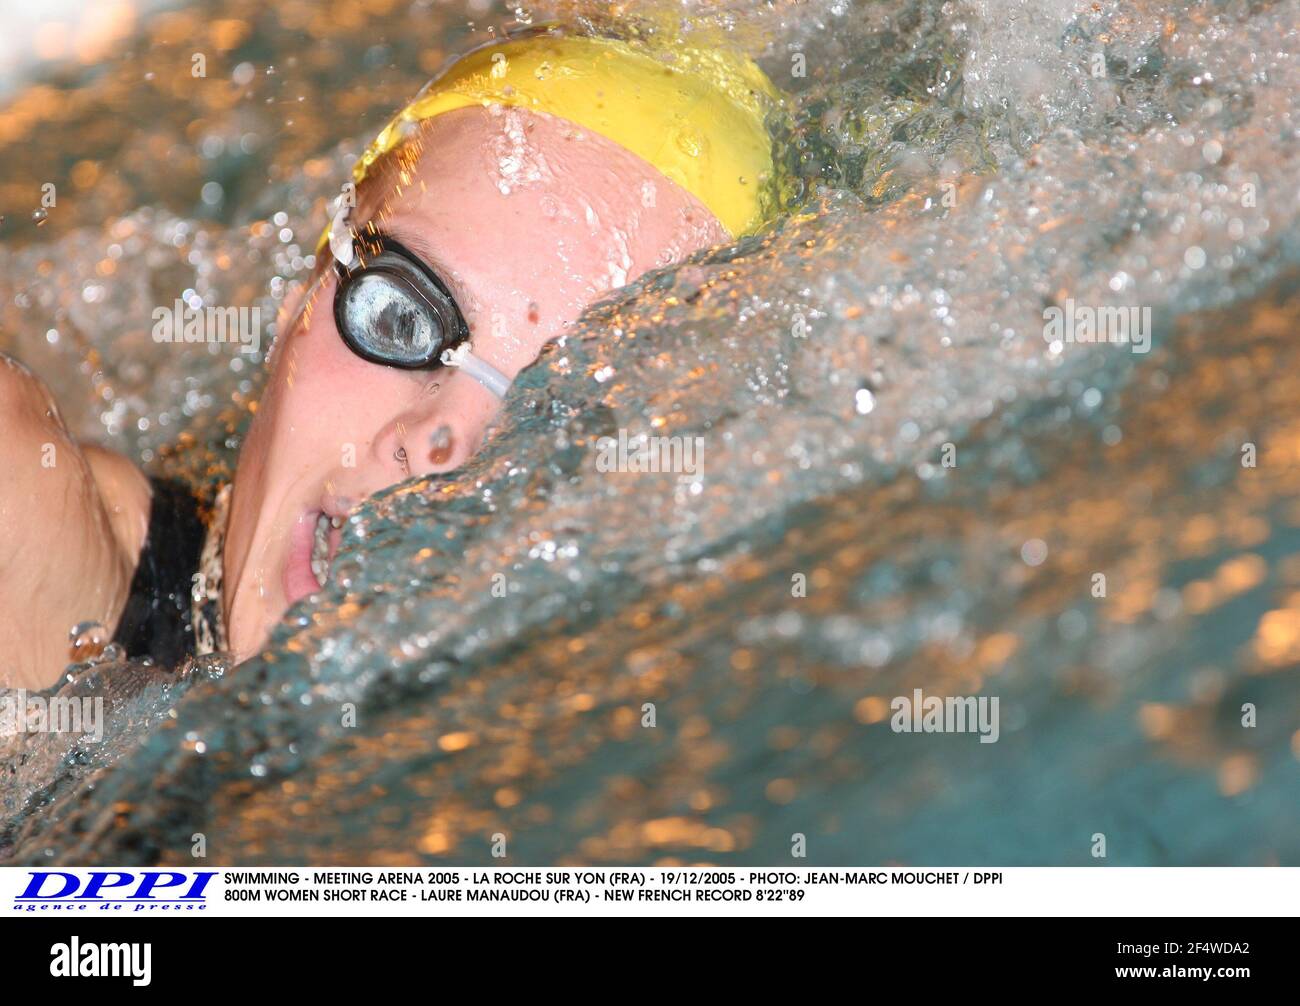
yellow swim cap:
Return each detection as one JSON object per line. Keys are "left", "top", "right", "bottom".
{"left": 353, "top": 29, "right": 785, "bottom": 238}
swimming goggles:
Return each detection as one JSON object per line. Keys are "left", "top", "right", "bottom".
{"left": 332, "top": 232, "right": 511, "bottom": 398}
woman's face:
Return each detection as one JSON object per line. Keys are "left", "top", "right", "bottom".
{"left": 222, "top": 105, "right": 727, "bottom": 659}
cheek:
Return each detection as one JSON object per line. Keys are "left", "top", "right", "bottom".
{"left": 251, "top": 306, "right": 408, "bottom": 466}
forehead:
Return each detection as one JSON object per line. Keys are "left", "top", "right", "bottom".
{"left": 342, "top": 102, "right": 727, "bottom": 346}
{"left": 353, "top": 108, "right": 574, "bottom": 304}
{"left": 367, "top": 108, "right": 579, "bottom": 237}
{"left": 355, "top": 106, "right": 653, "bottom": 306}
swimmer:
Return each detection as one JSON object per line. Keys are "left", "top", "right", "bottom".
{"left": 0, "top": 25, "right": 784, "bottom": 689}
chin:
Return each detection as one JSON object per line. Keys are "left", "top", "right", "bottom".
{"left": 224, "top": 486, "right": 347, "bottom": 664}
{"left": 223, "top": 565, "right": 281, "bottom": 664}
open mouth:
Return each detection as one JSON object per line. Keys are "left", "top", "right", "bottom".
{"left": 285, "top": 509, "right": 344, "bottom": 606}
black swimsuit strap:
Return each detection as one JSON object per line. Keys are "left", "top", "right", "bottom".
{"left": 111, "top": 478, "right": 207, "bottom": 667}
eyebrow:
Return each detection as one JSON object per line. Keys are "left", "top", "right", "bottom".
{"left": 377, "top": 219, "right": 479, "bottom": 319}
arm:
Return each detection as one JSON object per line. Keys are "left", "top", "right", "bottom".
{"left": 0, "top": 354, "right": 150, "bottom": 689}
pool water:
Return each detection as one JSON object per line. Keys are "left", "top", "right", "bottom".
{"left": 2, "top": 0, "right": 1298, "bottom": 865}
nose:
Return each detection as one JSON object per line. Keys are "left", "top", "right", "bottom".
{"left": 369, "top": 371, "right": 502, "bottom": 481}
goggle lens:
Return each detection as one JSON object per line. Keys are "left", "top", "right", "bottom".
{"left": 333, "top": 236, "right": 468, "bottom": 369}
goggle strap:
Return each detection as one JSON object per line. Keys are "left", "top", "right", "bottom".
{"left": 440, "top": 343, "right": 512, "bottom": 399}
{"left": 329, "top": 204, "right": 355, "bottom": 267}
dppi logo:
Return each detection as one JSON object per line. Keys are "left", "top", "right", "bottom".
{"left": 13, "top": 871, "right": 215, "bottom": 912}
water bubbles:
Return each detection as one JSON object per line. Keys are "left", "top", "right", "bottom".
{"left": 1057, "top": 609, "right": 1087, "bottom": 642}
{"left": 362, "top": 44, "right": 392, "bottom": 71}
{"left": 32, "top": 208, "right": 48, "bottom": 226}
{"left": 1184, "top": 245, "right": 1207, "bottom": 270}
{"left": 1020, "top": 539, "right": 1049, "bottom": 567}
{"left": 68, "top": 621, "right": 109, "bottom": 658}
{"left": 674, "top": 128, "right": 704, "bottom": 158}
{"left": 854, "top": 387, "right": 876, "bottom": 415}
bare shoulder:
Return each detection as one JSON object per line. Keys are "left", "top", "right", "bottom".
{"left": 0, "top": 354, "right": 150, "bottom": 689}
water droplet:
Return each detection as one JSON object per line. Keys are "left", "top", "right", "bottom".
{"left": 68, "top": 621, "right": 109, "bottom": 660}
{"left": 674, "top": 129, "right": 703, "bottom": 158}
{"left": 97, "top": 642, "right": 124, "bottom": 665}
{"left": 69, "top": 621, "right": 105, "bottom": 645}
{"left": 1020, "top": 539, "right": 1049, "bottom": 567}
{"left": 32, "top": 208, "right": 48, "bottom": 226}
